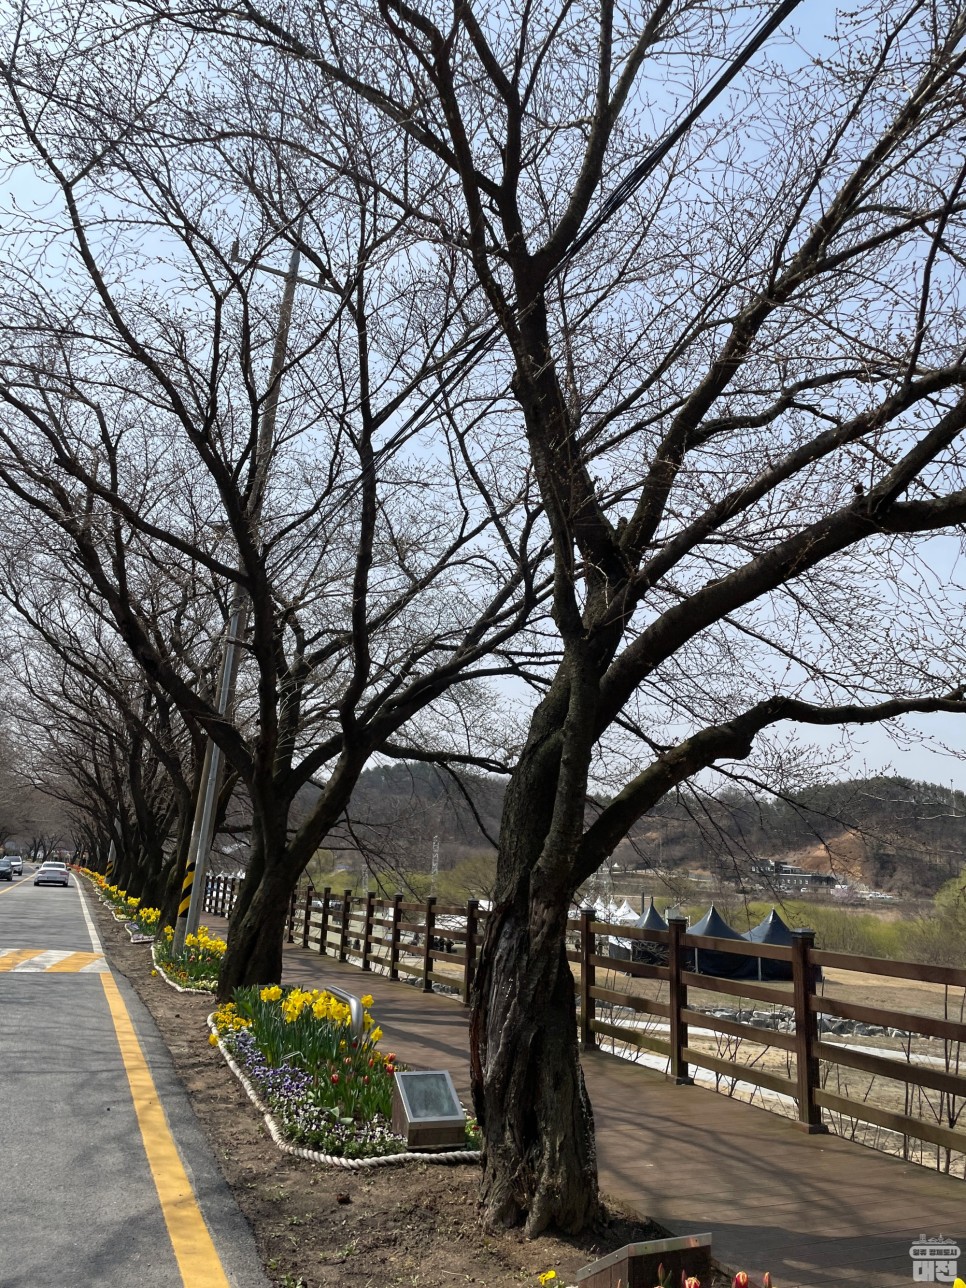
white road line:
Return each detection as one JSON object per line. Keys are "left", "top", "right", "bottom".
{"left": 75, "top": 877, "right": 104, "bottom": 954}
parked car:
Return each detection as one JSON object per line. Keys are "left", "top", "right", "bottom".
{"left": 34, "top": 861, "right": 70, "bottom": 887}
{"left": 0, "top": 857, "right": 11, "bottom": 881}
{"left": 9, "top": 856, "right": 22, "bottom": 875}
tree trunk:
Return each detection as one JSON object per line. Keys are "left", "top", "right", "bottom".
{"left": 216, "top": 870, "right": 291, "bottom": 996}
{"left": 216, "top": 798, "right": 292, "bottom": 998}
{"left": 470, "top": 889, "right": 599, "bottom": 1236}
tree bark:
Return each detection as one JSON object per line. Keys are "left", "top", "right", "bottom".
{"left": 216, "top": 851, "right": 290, "bottom": 996}
{"left": 471, "top": 892, "right": 598, "bottom": 1235}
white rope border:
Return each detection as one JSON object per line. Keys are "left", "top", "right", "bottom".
{"left": 150, "top": 941, "right": 218, "bottom": 995}
{"left": 206, "top": 1013, "right": 479, "bottom": 1171}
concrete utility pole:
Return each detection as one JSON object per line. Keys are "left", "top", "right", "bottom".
{"left": 431, "top": 834, "right": 440, "bottom": 897}
{"left": 174, "top": 228, "right": 304, "bottom": 953}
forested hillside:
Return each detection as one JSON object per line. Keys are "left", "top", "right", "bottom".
{"left": 313, "top": 769, "right": 966, "bottom": 899}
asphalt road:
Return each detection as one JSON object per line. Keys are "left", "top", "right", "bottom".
{"left": 0, "top": 864, "right": 269, "bottom": 1288}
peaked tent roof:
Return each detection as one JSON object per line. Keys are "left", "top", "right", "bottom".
{"left": 613, "top": 900, "right": 639, "bottom": 924}
{"left": 688, "top": 904, "right": 744, "bottom": 940}
{"left": 634, "top": 897, "right": 669, "bottom": 931}
{"left": 745, "top": 908, "right": 795, "bottom": 944}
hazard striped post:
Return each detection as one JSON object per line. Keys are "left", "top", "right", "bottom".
{"left": 178, "top": 860, "right": 196, "bottom": 922}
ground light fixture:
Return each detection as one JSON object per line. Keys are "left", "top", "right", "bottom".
{"left": 390, "top": 1070, "right": 466, "bottom": 1149}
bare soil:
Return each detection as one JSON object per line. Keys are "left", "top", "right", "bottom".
{"left": 90, "top": 895, "right": 721, "bottom": 1288}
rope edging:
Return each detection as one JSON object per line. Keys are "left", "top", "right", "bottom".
{"left": 151, "top": 942, "right": 217, "bottom": 995}
{"left": 206, "top": 1013, "right": 478, "bottom": 1171}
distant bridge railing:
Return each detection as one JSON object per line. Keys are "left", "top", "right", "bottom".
{"left": 202, "top": 877, "right": 966, "bottom": 1173}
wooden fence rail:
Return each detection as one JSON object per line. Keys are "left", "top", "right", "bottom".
{"left": 201, "top": 877, "right": 966, "bottom": 1164}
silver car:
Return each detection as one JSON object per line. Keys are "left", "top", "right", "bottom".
{"left": 34, "top": 861, "right": 70, "bottom": 887}
{"left": 9, "top": 855, "right": 22, "bottom": 876}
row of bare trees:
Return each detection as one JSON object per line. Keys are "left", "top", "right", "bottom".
{"left": 2, "top": 0, "right": 966, "bottom": 1237}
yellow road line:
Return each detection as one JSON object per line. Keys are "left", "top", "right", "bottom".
{"left": 0, "top": 949, "right": 45, "bottom": 970}
{"left": 0, "top": 949, "right": 106, "bottom": 973}
{"left": 0, "top": 873, "right": 33, "bottom": 894}
{"left": 100, "top": 973, "right": 230, "bottom": 1288}
{"left": 47, "top": 951, "right": 103, "bottom": 973}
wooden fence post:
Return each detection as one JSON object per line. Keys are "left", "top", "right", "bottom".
{"left": 667, "top": 916, "right": 693, "bottom": 1084}
{"left": 422, "top": 896, "right": 437, "bottom": 993}
{"left": 389, "top": 893, "right": 403, "bottom": 980}
{"left": 361, "top": 891, "right": 375, "bottom": 971}
{"left": 287, "top": 887, "right": 298, "bottom": 944}
{"left": 462, "top": 899, "right": 479, "bottom": 1006}
{"left": 579, "top": 907, "right": 596, "bottom": 1050}
{"left": 339, "top": 888, "right": 353, "bottom": 962}
{"left": 302, "top": 886, "right": 314, "bottom": 949}
{"left": 792, "top": 928, "right": 826, "bottom": 1132}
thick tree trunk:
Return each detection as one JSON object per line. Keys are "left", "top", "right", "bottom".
{"left": 216, "top": 868, "right": 291, "bottom": 996}
{"left": 216, "top": 798, "right": 293, "bottom": 998}
{"left": 470, "top": 890, "right": 599, "bottom": 1236}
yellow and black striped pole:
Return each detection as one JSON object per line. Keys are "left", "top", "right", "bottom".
{"left": 105, "top": 838, "right": 116, "bottom": 880}
{"left": 178, "top": 860, "right": 195, "bottom": 921}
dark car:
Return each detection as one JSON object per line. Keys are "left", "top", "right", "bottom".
{"left": 34, "top": 861, "right": 70, "bottom": 887}
{"left": 0, "top": 857, "right": 11, "bottom": 881}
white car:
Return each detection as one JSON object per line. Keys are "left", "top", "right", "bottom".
{"left": 9, "top": 856, "right": 22, "bottom": 875}
{"left": 34, "top": 861, "right": 70, "bottom": 887}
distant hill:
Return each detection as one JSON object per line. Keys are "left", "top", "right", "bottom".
{"left": 322, "top": 769, "right": 966, "bottom": 898}
{"left": 618, "top": 776, "right": 966, "bottom": 896}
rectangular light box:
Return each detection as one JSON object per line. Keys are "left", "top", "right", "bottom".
{"left": 391, "top": 1070, "right": 467, "bottom": 1150}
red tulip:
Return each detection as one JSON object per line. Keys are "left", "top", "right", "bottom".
{"left": 733, "top": 1276, "right": 750, "bottom": 1288}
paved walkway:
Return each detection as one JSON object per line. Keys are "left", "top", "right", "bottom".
{"left": 208, "top": 921, "right": 966, "bottom": 1288}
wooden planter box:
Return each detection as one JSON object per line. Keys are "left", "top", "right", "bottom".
{"left": 577, "top": 1234, "right": 712, "bottom": 1288}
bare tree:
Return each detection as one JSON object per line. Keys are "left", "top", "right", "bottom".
{"left": 153, "top": 0, "right": 966, "bottom": 1234}
{"left": 0, "top": 4, "right": 547, "bottom": 989}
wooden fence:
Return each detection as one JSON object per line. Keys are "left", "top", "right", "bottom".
{"left": 202, "top": 878, "right": 966, "bottom": 1165}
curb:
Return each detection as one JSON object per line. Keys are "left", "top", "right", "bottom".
{"left": 207, "top": 1014, "right": 479, "bottom": 1172}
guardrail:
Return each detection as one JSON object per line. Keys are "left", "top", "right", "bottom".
{"left": 202, "top": 878, "right": 966, "bottom": 1170}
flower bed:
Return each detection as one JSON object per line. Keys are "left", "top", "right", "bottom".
{"left": 84, "top": 871, "right": 162, "bottom": 937}
{"left": 154, "top": 923, "right": 226, "bottom": 990}
{"left": 211, "top": 985, "right": 480, "bottom": 1160}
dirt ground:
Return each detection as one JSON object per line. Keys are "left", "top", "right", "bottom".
{"left": 90, "top": 896, "right": 727, "bottom": 1288}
